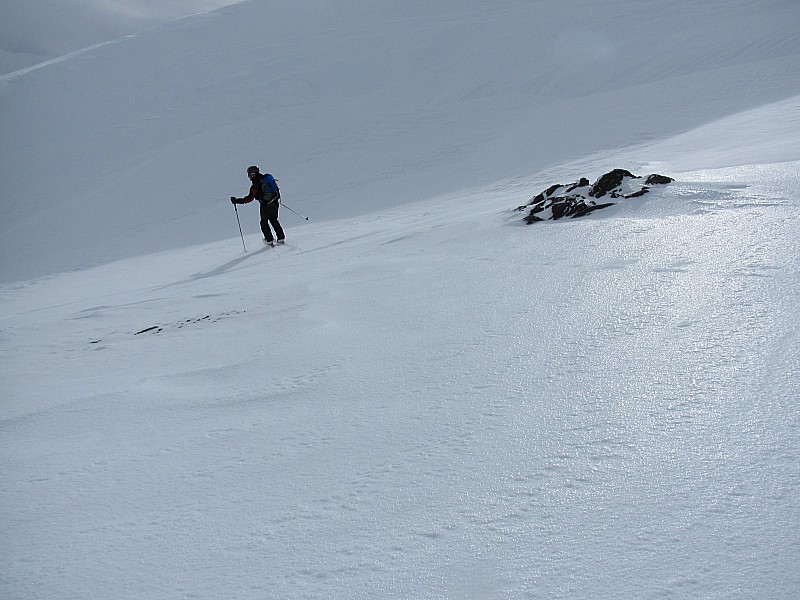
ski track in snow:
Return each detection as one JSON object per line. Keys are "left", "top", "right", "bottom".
{"left": 2, "top": 161, "right": 799, "bottom": 599}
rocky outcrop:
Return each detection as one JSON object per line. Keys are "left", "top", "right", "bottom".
{"left": 518, "top": 169, "right": 673, "bottom": 224}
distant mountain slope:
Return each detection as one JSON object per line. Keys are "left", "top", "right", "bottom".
{"left": 0, "top": 0, "right": 241, "bottom": 75}
{"left": 2, "top": 0, "right": 800, "bottom": 283}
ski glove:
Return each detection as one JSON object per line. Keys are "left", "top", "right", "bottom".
{"left": 231, "top": 196, "right": 238, "bottom": 205}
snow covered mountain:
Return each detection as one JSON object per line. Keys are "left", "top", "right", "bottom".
{"left": 0, "top": 0, "right": 242, "bottom": 75}
{"left": 2, "top": 0, "right": 800, "bottom": 283}
{"left": 1, "top": 1, "right": 799, "bottom": 599}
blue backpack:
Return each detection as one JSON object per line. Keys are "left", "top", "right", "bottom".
{"left": 261, "top": 173, "right": 280, "bottom": 199}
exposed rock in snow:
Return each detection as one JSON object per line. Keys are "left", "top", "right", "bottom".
{"left": 518, "top": 169, "right": 673, "bottom": 223}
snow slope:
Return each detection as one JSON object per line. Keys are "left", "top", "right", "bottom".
{"left": 2, "top": 0, "right": 800, "bottom": 283}
{"left": 2, "top": 1, "right": 800, "bottom": 598}
{"left": 2, "top": 101, "right": 799, "bottom": 598}
{"left": 0, "top": 0, "right": 242, "bottom": 75}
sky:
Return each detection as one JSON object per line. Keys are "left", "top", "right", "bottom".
{"left": 1, "top": 1, "right": 799, "bottom": 598}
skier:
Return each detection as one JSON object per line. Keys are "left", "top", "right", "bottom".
{"left": 231, "top": 165, "right": 285, "bottom": 246}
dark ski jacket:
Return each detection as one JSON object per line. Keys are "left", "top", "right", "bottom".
{"left": 235, "top": 173, "right": 278, "bottom": 205}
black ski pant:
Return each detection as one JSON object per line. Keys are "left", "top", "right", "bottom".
{"left": 260, "top": 198, "right": 285, "bottom": 242}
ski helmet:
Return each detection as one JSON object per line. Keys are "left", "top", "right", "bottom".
{"left": 247, "top": 165, "right": 259, "bottom": 175}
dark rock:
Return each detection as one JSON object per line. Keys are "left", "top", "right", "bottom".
{"left": 565, "top": 178, "right": 590, "bottom": 193}
{"left": 589, "top": 169, "right": 637, "bottom": 198}
{"left": 520, "top": 169, "right": 673, "bottom": 224}
{"left": 645, "top": 174, "right": 674, "bottom": 185}
{"left": 623, "top": 188, "right": 649, "bottom": 198}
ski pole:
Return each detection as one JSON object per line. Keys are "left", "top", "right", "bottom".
{"left": 233, "top": 203, "right": 247, "bottom": 252}
{"left": 280, "top": 200, "right": 309, "bottom": 221}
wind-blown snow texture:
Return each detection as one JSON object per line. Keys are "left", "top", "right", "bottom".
{"left": 2, "top": 1, "right": 800, "bottom": 599}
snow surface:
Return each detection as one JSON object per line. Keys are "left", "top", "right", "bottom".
{"left": 2, "top": 1, "right": 800, "bottom": 599}
{"left": 0, "top": 0, "right": 242, "bottom": 75}
{"left": 3, "top": 0, "right": 800, "bottom": 283}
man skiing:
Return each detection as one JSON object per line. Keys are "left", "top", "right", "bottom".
{"left": 231, "top": 165, "right": 285, "bottom": 246}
